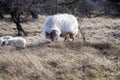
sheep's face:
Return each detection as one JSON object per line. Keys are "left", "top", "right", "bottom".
{"left": 50, "top": 30, "right": 59, "bottom": 41}
{"left": 0, "top": 39, "right": 8, "bottom": 46}
{"left": 2, "top": 40, "right": 8, "bottom": 45}
{"left": 45, "top": 30, "right": 59, "bottom": 41}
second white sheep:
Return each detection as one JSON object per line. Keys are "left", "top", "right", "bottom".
{"left": 8, "top": 37, "right": 26, "bottom": 48}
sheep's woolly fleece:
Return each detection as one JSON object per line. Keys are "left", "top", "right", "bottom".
{"left": 43, "top": 13, "right": 78, "bottom": 39}
{"left": 8, "top": 37, "right": 26, "bottom": 48}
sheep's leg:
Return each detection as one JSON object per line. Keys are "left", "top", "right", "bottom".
{"left": 68, "top": 33, "right": 74, "bottom": 41}
{"left": 64, "top": 36, "right": 67, "bottom": 41}
{"left": 64, "top": 33, "right": 74, "bottom": 41}
{"left": 64, "top": 33, "right": 70, "bottom": 41}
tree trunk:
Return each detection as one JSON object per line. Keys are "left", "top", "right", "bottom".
{"left": 88, "top": 12, "right": 91, "bottom": 18}
{"left": 115, "top": 5, "right": 120, "bottom": 14}
{"left": 0, "top": 14, "right": 4, "bottom": 19}
{"left": 30, "top": 11, "right": 38, "bottom": 19}
{"left": 11, "top": 14, "right": 27, "bottom": 36}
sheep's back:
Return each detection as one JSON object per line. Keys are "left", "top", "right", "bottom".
{"left": 53, "top": 14, "right": 78, "bottom": 36}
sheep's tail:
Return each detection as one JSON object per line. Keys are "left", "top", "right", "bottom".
{"left": 79, "top": 27, "right": 86, "bottom": 42}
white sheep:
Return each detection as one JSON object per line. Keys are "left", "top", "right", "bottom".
{"left": 0, "top": 36, "right": 13, "bottom": 46}
{"left": 8, "top": 37, "right": 26, "bottom": 48}
{"left": 43, "top": 13, "right": 78, "bottom": 41}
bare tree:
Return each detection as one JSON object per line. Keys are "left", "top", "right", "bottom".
{"left": 0, "top": 0, "right": 45, "bottom": 36}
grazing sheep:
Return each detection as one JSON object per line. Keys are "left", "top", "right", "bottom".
{"left": 8, "top": 37, "right": 26, "bottom": 48}
{"left": 0, "top": 36, "right": 13, "bottom": 46}
{"left": 43, "top": 13, "right": 78, "bottom": 41}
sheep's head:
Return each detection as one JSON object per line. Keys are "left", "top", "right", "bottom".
{"left": 45, "top": 30, "right": 59, "bottom": 41}
{"left": 0, "top": 39, "right": 8, "bottom": 46}
{"left": 2, "top": 41, "right": 8, "bottom": 45}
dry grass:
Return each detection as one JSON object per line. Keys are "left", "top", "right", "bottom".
{"left": 0, "top": 15, "right": 120, "bottom": 80}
